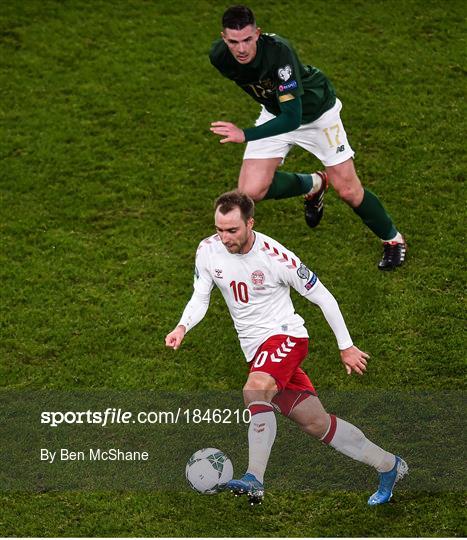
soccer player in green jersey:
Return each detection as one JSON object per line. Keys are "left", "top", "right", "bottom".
{"left": 209, "top": 5, "right": 407, "bottom": 271}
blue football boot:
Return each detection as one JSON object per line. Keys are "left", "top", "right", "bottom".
{"left": 226, "top": 473, "right": 264, "bottom": 505}
{"left": 368, "top": 456, "right": 409, "bottom": 506}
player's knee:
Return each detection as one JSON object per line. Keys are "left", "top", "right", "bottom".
{"left": 243, "top": 375, "right": 277, "bottom": 404}
{"left": 238, "top": 167, "right": 274, "bottom": 202}
{"left": 244, "top": 372, "right": 277, "bottom": 390}
{"left": 331, "top": 177, "right": 363, "bottom": 206}
{"left": 238, "top": 181, "right": 269, "bottom": 202}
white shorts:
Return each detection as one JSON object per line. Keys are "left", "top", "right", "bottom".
{"left": 243, "top": 98, "right": 355, "bottom": 167}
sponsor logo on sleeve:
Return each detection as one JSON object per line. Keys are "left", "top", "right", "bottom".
{"left": 297, "top": 263, "right": 311, "bottom": 280}
{"left": 278, "top": 80, "right": 298, "bottom": 92}
{"left": 278, "top": 65, "right": 292, "bottom": 81}
{"left": 214, "top": 268, "right": 223, "bottom": 279}
{"left": 305, "top": 273, "right": 318, "bottom": 290}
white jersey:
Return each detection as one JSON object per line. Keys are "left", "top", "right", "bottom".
{"left": 178, "top": 230, "right": 352, "bottom": 362}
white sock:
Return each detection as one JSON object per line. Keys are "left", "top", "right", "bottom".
{"left": 307, "top": 172, "right": 323, "bottom": 196}
{"left": 246, "top": 402, "right": 277, "bottom": 483}
{"left": 383, "top": 231, "right": 404, "bottom": 243}
{"left": 321, "top": 415, "right": 396, "bottom": 473}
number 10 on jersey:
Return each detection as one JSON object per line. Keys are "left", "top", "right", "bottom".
{"left": 230, "top": 281, "right": 249, "bottom": 303}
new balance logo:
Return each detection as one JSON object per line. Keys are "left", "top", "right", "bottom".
{"left": 336, "top": 145, "right": 345, "bottom": 153}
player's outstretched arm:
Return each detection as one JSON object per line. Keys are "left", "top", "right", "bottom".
{"left": 340, "top": 345, "right": 370, "bottom": 376}
{"left": 210, "top": 99, "right": 301, "bottom": 144}
{"left": 165, "top": 325, "right": 186, "bottom": 350}
{"left": 165, "top": 241, "right": 213, "bottom": 350}
{"left": 302, "top": 280, "right": 370, "bottom": 374}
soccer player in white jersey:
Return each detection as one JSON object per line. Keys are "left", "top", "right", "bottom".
{"left": 165, "top": 191, "right": 408, "bottom": 505}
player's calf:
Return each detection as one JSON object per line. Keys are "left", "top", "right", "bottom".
{"left": 288, "top": 396, "right": 330, "bottom": 438}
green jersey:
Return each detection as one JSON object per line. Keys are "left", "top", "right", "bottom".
{"left": 209, "top": 33, "right": 336, "bottom": 124}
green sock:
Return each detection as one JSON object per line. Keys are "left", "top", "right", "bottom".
{"left": 353, "top": 189, "right": 397, "bottom": 240}
{"left": 264, "top": 171, "right": 312, "bottom": 200}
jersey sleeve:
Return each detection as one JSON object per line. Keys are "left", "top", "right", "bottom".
{"left": 274, "top": 41, "right": 304, "bottom": 103}
{"left": 303, "top": 281, "right": 353, "bottom": 350}
{"left": 270, "top": 242, "right": 320, "bottom": 297}
{"left": 270, "top": 242, "right": 353, "bottom": 350}
{"left": 243, "top": 98, "right": 302, "bottom": 142}
{"left": 177, "top": 244, "right": 214, "bottom": 333}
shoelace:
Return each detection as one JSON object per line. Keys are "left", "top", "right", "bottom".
{"left": 382, "top": 242, "right": 400, "bottom": 260}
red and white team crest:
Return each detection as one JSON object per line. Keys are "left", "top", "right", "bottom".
{"left": 251, "top": 270, "right": 265, "bottom": 286}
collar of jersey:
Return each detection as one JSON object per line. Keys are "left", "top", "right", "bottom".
{"left": 249, "top": 35, "right": 264, "bottom": 70}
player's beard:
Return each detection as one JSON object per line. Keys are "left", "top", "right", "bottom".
{"left": 224, "top": 231, "right": 251, "bottom": 254}
{"left": 224, "top": 241, "right": 245, "bottom": 254}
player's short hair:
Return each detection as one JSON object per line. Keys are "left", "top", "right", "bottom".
{"left": 222, "top": 5, "right": 256, "bottom": 30}
{"left": 214, "top": 191, "right": 255, "bottom": 223}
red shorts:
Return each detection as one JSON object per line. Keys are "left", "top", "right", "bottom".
{"left": 249, "top": 334, "right": 317, "bottom": 417}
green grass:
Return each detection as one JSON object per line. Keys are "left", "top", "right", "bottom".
{"left": 0, "top": 0, "right": 465, "bottom": 536}
{"left": 0, "top": 492, "right": 464, "bottom": 537}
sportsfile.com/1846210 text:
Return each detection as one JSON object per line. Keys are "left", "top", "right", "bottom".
{"left": 40, "top": 408, "right": 251, "bottom": 427}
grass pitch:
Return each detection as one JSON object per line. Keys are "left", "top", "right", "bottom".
{"left": 0, "top": 0, "right": 465, "bottom": 536}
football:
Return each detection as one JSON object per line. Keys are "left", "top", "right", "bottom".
{"left": 185, "top": 448, "right": 233, "bottom": 494}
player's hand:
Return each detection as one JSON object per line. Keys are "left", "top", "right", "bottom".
{"left": 210, "top": 121, "right": 246, "bottom": 144}
{"left": 340, "top": 345, "right": 369, "bottom": 376}
{"left": 165, "top": 325, "right": 186, "bottom": 350}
